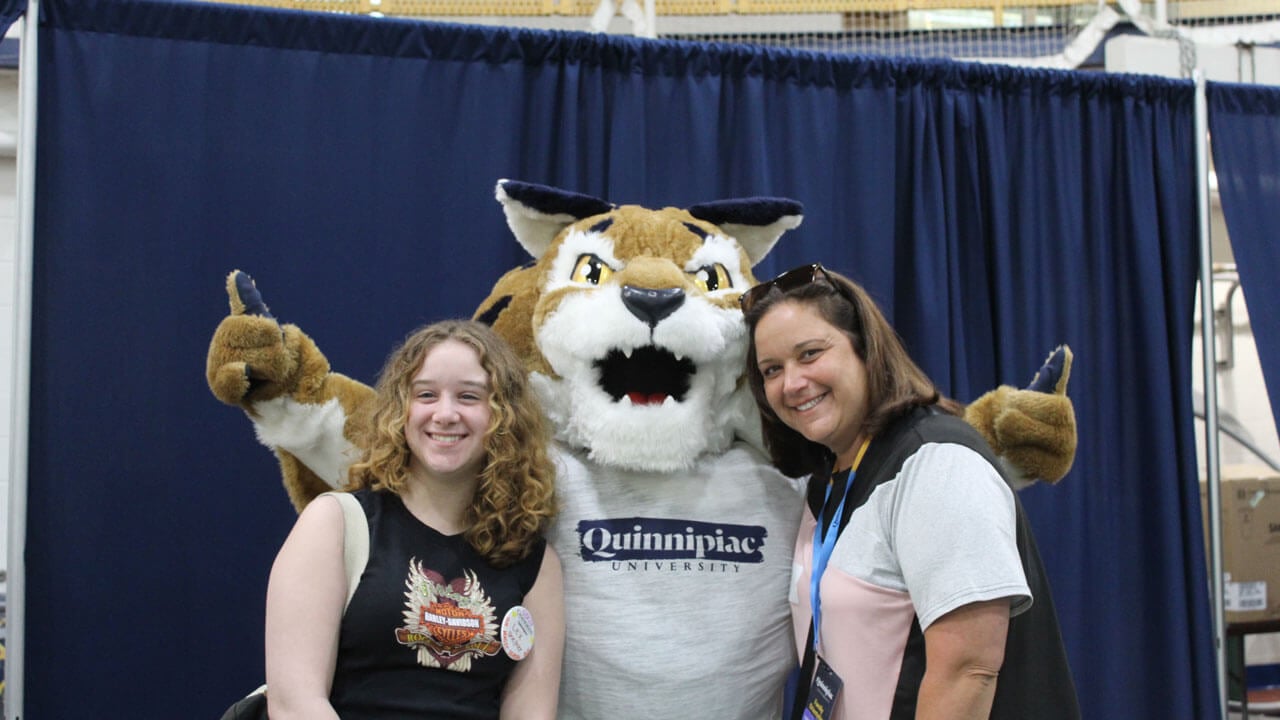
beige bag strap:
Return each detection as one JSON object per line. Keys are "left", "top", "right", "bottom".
{"left": 244, "top": 492, "right": 369, "bottom": 703}
{"left": 319, "top": 491, "right": 370, "bottom": 610}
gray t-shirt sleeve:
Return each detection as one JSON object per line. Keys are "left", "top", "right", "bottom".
{"left": 887, "top": 442, "right": 1032, "bottom": 630}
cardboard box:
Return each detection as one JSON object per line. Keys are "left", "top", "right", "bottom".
{"left": 1201, "top": 465, "right": 1280, "bottom": 623}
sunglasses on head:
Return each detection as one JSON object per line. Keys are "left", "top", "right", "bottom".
{"left": 739, "top": 263, "right": 851, "bottom": 312}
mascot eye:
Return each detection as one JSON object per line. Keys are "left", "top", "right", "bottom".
{"left": 691, "top": 264, "right": 732, "bottom": 293}
{"left": 570, "top": 255, "right": 615, "bottom": 285}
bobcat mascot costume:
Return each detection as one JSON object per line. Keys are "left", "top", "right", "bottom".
{"left": 207, "top": 180, "right": 1076, "bottom": 719}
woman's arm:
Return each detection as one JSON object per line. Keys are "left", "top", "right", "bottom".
{"left": 264, "top": 495, "right": 348, "bottom": 720}
{"left": 500, "top": 547, "right": 565, "bottom": 720}
{"left": 916, "top": 598, "right": 1011, "bottom": 720}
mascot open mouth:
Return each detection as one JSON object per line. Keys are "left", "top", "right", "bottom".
{"left": 595, "top": 346, "right": 695, "bottom": 406}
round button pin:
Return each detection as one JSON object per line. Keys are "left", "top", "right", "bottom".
{"left": 501, "top": 605, "right": 536, "bottom": 660}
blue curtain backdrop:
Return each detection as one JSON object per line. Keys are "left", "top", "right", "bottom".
{"left": 1208, "top": 82, "right": 1280, "bottom": 448}
{"left": 24, "top": 0, "right": 1214, "bottom": 716}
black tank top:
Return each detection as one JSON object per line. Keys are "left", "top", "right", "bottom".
{"left": 330, "top": 488, "right": 546, "bottom": 720}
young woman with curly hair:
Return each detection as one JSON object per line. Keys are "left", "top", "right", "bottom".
{"left": 264, "top": 319, "right": 563, "bottom": 720}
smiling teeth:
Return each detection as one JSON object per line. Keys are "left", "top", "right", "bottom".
{"left": 796, "top": 395, "right": 824, "bottom": 411}
{"left": 429, "top": 434, "right": 463, "bottom": 443}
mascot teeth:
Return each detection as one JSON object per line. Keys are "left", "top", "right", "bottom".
{"left": 594, "top": 346, "right": 694, "bottom": 406}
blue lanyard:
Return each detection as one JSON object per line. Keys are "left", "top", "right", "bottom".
{"left": 809, "top": 439, "right": 870, "bottom": 652}
{"left": 810, "top": 471, "right": 853, "bottom": 652}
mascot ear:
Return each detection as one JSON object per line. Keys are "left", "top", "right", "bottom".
{"left": 687, "top": 198, "right": 804, "bottom": 266}
{"left": 496, "top": 180, "right": 615, "bottom": 258}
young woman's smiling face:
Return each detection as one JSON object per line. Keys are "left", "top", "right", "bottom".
{"left": 753, "top": 300, "right": 869, "bottom": 466}
{"left": 404, "top": 339, "right": 493, "bottom": 483}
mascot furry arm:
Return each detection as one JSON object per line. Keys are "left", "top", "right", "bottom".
{"left": 206, "top": 272, "right": 372, "bottom": 510}
{"left": 207, "top": 182, "right": 1075, "bottom": 511}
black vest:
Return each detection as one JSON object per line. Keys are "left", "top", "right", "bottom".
{"left": 807, "top": 407, "right": 1081, "bottom": 720}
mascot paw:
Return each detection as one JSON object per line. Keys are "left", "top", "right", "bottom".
{"left": 966, "top": 345, "right": 1077, "bottom": 488}
{"left": 206, "top": 271, "right": 299, "bottom": 407}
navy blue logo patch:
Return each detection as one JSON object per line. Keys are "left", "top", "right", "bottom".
{"left": 577, "top": 517, "right": 767, "bottom": 563}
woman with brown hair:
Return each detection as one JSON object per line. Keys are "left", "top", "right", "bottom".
{"left": 742, "top": 264, "right": 1077, "bottom": 720}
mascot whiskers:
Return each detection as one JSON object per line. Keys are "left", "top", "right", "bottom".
{"left": 208, "top": 180, "right": 1076, "bottom": 720}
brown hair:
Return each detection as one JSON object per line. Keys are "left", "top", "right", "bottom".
{"left": 346, "top": 319, "right": 556, "bottom": 567}
{"left": 743, "top": 267, "right": 961, "bottom": 478}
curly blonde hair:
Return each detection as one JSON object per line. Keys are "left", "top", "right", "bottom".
{"left": 346, "top": 319, "right": 556, "bottom": 568}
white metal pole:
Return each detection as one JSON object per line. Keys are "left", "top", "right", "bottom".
{"left": 1194, "top": 69, "right": 1227, "bottom": 720}
{"left": 7, "top": 2, "right": 38, "bottom": 719}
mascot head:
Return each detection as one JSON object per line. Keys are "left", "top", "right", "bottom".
{"left": 475, "top": 180, "right": 802, "bottom": 473}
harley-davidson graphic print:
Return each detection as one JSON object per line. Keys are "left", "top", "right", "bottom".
{"left": 396, "top": 562, "right": 501, "bottom": 671}
{"left": 329, "top": 489, "right": 545, "bottom": 720}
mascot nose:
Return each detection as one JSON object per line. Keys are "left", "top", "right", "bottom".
{"left": 621, "top": 286, "right": 685, "bottom": 328}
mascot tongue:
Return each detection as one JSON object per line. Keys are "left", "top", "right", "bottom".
{"left": 626, "top": 391, "right": 668, "bottom": 405}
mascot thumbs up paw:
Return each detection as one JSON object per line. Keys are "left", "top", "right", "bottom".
{"left": 964, "top": 344, "right": 1076, "bottom": 489}
{"left": 206, "top": 270, "right": 372, "bottom": 510}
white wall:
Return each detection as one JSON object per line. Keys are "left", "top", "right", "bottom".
{"left": 1106, "top": 34, "right": 1280, "bottom": 86}
{"left": 0, "top": 66, "right": 16, "bottom": 588}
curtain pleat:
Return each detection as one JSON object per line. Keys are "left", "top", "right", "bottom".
{"left": 1208, "top": 82, "right": 1280, "bottom": 452}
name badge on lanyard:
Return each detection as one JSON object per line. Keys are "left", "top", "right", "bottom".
{"left": 803, "top": 657, "right": 843, "bottom": 720}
